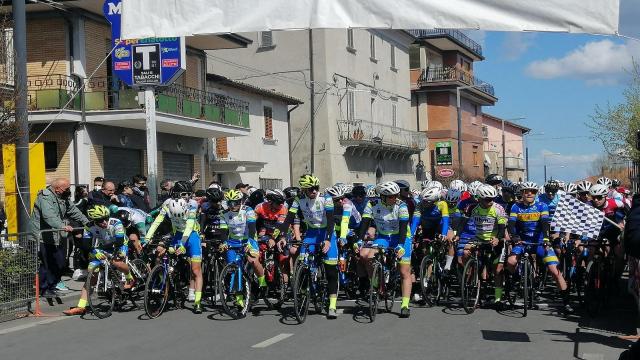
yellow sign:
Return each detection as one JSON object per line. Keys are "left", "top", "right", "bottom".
{"left": 2, "top": 143, "right": 46, "bottom": 234}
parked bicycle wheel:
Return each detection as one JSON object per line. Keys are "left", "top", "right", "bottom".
{"left": 86, "top": 263, "right": 116, "bottom": 319}
{"left": 461, "top": 258, "right": 480, "bottom": 314}
{"left": 144, "top": 264, "right": 169, "bottom": 319}
{"left": 368, "top": 261, "right": 382, "bottom": 322}
{"left": 219, "top": 262, "right": 251, "bottom": 319}
{"left": 293, "top": 264, "right": 311, "bottom": 324}
{"left": 312, "top": 263, "right": 328, "bottom": 315}
{"left": 419, "top": 255, "right": 439, "bottom": 307}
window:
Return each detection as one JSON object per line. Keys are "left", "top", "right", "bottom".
{"left": 473, "top": 145, "right": 479, "bottom": 166}
{"left": 482, "top": 125, "right": 489, "bottom": 139}
{"left": 259, "top": 178, "right": 283, "bottom": 190}
{"left": 216, "top": 137, "right": 228, "bottom": 159}
{"left": 260, "top": 31, "right": 273, "bottom": 48}
{"left": 44, "top": 141, "right": 57, "bottom": 170}
{"left": 346, "top": 86, "right": 356, "bottom": 121}
{"left": 409, "top": 44, "right": 421, "bottom": 69}
{"left": 390, "top": 45, "right": 396, "bottom": 70}
{"left": 263, "top": 106, "right": 273, "bottom": 140}
{"left": 369, "top": 34, "right": 376, "bottom": 61}
{"left": 392, "top": 103, "right": 398, "bottom": 128}
{"left": 346, "top": 29, "right": 355, "bottom": 50}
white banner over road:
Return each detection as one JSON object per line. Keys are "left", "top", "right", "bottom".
{"left": 120, "top": 0, "right": 620, "bottom": 39}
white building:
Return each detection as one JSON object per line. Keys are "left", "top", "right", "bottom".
{"left": 208, "top": 29, "right": 427, "bottom": 186}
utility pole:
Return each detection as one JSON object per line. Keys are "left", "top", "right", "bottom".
{"left": 308, "top": 29, "right": 315, "bottom": 174}
{"left": 145, "top": 87, "right": 158, "bottom": 208}
{"left": 14, "top": 0, "right": 31, "bottom": 233}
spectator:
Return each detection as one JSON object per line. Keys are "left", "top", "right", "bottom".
{"left": 158, "top": 179, "right": 174, "bottom": 204}
{"left": 88, "top": 181, "right": 118, "bottom": 207}
{"left": 116, "top": 181, "right": 136, "bottom": 208}
{"left": 235, "top": 183, "right": 250, "bottom": 196}
{"left": 131, "top": 174, "right": 151, "bottom": 212}
{"left": 92, "top": 176, "right": 104, "bottom": 192}
{"left": 30, "top": 178, "right": 89, "bottom": 297}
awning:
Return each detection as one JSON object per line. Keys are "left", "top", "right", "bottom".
{"left": 121, "top": 0, "right": 620, "bottom": 39}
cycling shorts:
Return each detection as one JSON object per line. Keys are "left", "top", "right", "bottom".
{"left": 173, "top": 231, "right": 202, "bottom": 262}
{"left": 88, "top": 245, "right": 127, "bottom": 271}
{"left": 368, "top": 233, "right": 411, "bottom": 265}
{"left": 224, "top": 237, "right": 259, "bottom": 265}
{"left": 299, "top": 227, "right": 338, "bottom": 265}
{"left": 511, "top": 243, "right": 558, "bottom": 266}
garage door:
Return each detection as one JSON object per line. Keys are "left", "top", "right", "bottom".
{"left": 162, "top": 152, "right": 193, "bottom": 182}
{"left": 104, "top": 147, "right": 143, "bottom": 184}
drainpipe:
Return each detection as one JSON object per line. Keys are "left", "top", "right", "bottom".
{"left": 287, "top": 103, "right": 300, "bottom": 186}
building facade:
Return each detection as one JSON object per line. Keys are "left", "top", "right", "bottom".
{"left": 208, "top": 29, "right": 427, "bottom": 186}
{"left": 482, "top": 113, "right": 529, "bottom": 182}
{"left": 409, "top": 29, "right": 497, "bottom": 180}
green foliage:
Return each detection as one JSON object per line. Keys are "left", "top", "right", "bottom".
{"left": 0, "top": 248, "right": 37, "bottom": 304}
{"left": 588, "top": 62, "right": 640, "bottom": 162}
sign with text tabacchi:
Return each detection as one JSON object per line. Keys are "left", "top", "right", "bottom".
{"left": 103, "top": 0, "right": 185, "bottom": 87}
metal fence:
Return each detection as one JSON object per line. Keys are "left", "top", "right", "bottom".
{"left": 0, "top": 231, "right": 38, "bottom": 322}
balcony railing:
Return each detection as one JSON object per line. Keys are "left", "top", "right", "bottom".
{"left": 337, "top": 119, "right": 426, "bottom": 154}
{"left": 408, "top": 29, "right": 483, "bottom": 57}
{"left": 24, "top": 74, "right": 250, "bottom": 128}
{"left": 417, "top": 67, "right": 495, "bottom": 97}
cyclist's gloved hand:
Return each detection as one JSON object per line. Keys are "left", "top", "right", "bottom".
{"left": 117, "top": 246, "right": 127, "bottom": 258}
{"left": 395, "top": 245, "right": 405, "bottom": 259}
{"left": 353, "top": 240, "right": 363, "bottom": 251}
{"left": 175, "top": 244, "right": 187, "bottom": 255}
{"left": 94, "top": 250, "right": 106, "bottom": 260}
{"left": 218, "top": 243, "right": 229, "bottom": 252}
{"left": 338, "top": 237, "right": 347, "bottom": 247}
{"left": 168, "top": 246, "right": 176, "bottom": 254}
{"left": 322, "top": 240, "right": 331, "bottom": 254}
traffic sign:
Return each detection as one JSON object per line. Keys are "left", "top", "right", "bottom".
{"left": 103, "top": 0, "right": 185, "bottom": 87}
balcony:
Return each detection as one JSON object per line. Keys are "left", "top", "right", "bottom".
{"left": 417, "top": 67, "right": 495, "bottom": 97}
{"left": 337, "top": 119, "right": 426, "bottom": 158}
{"left": 409, "top": 29, "right": 483, "bottom": 60}
{"left": 504, "top": 156, "right": 525, "bottom": 170}
{"left": 24, "top": 74, "right": 250, "bottom": 129}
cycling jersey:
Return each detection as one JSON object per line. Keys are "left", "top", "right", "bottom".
{"left": 200, "top": 202, "right": 226, "bottom": 240}
{"left": 221, "top": 206, "right": 259, "bottom": 258}
{"left": 114, "top": 206, "right": 149, "bottom": 241}
{"left": 456, "top": 198, "right": 478, "bottom": 241}
{"left": 537, "top": 193, "right": 560, "bottom": 218}
{"left": 254, "top": 202, "right": 287, "bottom": 236}
{"left": 84, "top": 218, "right": 126, "bottom": 250}
{"left": 509, "top": 201, "right": 549, "bottom": 243}
{"left": 349, "top": 198, "right": 368, "bottom": 229}
{"left": 417, "top": 200, "right": 449, "bottom": 239}
{"left": 594, "top": 197, "right": 626, "bottom": 241}
{"left": 146, "top": 198, "right": 200, "bottom": 240}
{"left": 362, "top": 199, "right": 410, "bottom": 236}
{"left": 288, "top": 195, "right": 334, "bottom": 229}
{"left": 333, "top": 198, "right": 362, "bottom": 239}
{"left": 471, "top": 203, "right": 507, "bottom": 241}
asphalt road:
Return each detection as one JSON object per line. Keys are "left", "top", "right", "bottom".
{"left": 1, "top": 292, "right": 637, "bottom": 360}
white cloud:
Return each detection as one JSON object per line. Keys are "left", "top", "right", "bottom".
{"left": 501, "top": 32, "right": 537, "bottom": 61}
{"left": 525, "top": 39, "right": 640, "bottom": 85}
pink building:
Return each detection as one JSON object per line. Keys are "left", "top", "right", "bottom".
{"left": 482, "top": 113, "right": 530, "bottom": 181}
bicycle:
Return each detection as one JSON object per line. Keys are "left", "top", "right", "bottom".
{"left": 366, "top": 245, "right": 400, "bottom": 322}
{"left": 258, "top": 236, "right": 287, "bottom": 309}
{"left": 201, "top": 238, "right": 225, "bottom": 307}
{"left": 291, "top": 241, "right": 329, "bottom": 324}
{"left": 218, "top": 243, "right": 257, "bottom": 319}
{"left": 503, "top": 241, "right": 538, "bottom": 317}
{"left": 143, "top": 242, "right": 192, "bottom": 319}
{"left": 459, "top": 241, "right": 498, "bottom": 314}
{"left": 339, "top": 236, "right": 360, "bottom": 300}
{"left": 418, "top": 236, "right": 450, "bottom": 307}
{"left": 584, "top": 238, "right": 616, "bottom": 317}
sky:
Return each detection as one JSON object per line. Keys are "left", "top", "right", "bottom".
{"left": 464, "top": 0, "right": 640, "bottom": 185}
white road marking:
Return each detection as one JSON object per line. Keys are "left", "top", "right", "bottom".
{"left": 251, "top": 333, "right": 294, "bottom": 348}
{"left": 0, "top": 316, "right": 70, "bottom": 336}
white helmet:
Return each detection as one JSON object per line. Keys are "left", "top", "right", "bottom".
{"left": 326, "top": 185, "right": 346, "bottom": 199}
{"left": 420, "top": 187, "right": 441, "bottom": 202}
{"left": 376, "top": 181, "right": 401, "bottom": 196}
{"left": 565, "top": 183, "right": 577, "bottom": 195}
{"left": 468, "top": 180, "right": 482, "bottom": 194}
{"left": 597, "top": 177, "right": 612, "bottom": 188}
{"left": 576, "top": 180, "right": 592, "bottom": 193}
{"left": 167, "top": 198, "right": 188, "bottom": 219}
{"left": 589, "top": 184, "right": 608, "bottom": 197}
{"left": 247, "top": 187, "right": 258, "bottom": 196}
{"left": 343, "top": 184, "right": 354, "bottom": 194}
{"left": 422, "top": 180, "right": 443, "bottom": 191}
{"left": 445, "top": 188, "right": 462, "bottom": 203}
{"left": 366, "top": 185, "right": 377, "bottom": 198}
{"left": 449, "top": 179, "right": 467, "bottom": 192}
{"left": 520, "top": 181, "right": 538, "bottom": 191}
{"left": 476, "top": 184, "right": 498, "bottom": 199}
{"left": 411, "top": 189, "right": 421, "bottom": 197}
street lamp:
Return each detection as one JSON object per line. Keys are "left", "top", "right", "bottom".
{"left": 543, "top": 152, "right": 561, "bottom": 183}
{"left": 456, "top": 83, "right": 487, "bottom": 171}
{"left": 501, "top": 117, "right": 526, "bottom": 179}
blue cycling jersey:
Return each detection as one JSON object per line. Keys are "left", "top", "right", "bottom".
{"left": 537, "top": 193, "right": 560, "bottom": 218}
{"left": 509, "top": 201, "right": 549, "bottom": 243}
{"left": 456, "top": 198, "right": 478, "bottom": 240}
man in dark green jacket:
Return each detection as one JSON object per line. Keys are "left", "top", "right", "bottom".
{"left": 30, "top": 178, "right": 88, "bottom": 296}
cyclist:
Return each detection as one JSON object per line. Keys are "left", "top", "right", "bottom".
{"left": 576, "top": 180, "right": 592, "bottom": 203}
{"left": 63, "top": 205, "right": 133, "bottom": 316}
{"left": 219, "top": 189, "right": 267, "bottom": 306}
{"left": 500, "top": 180, "right": 517, "bottom": 214}
{"left": 200, "top": 187, "right": 227, "bottom": 241}
{"left": 146, "top": 181, "right": 204, "bottom": 314}
{"left": 506, "top": 181, "right": 573, "bottom": 312}
{"left": 357, "top": 181, "right": 417, "bottom": 318}
{"left": 417, "top": 187, "right": 453, "bottom": 271}
{"left": 589, "top": 184, "right": 627, "bottom": 272}
{"left": 277, "top": 174, "right": 339, "bottom": 319}
{"left": 350, "top": 185, "right": 369, "bottom": 229}
{"left": 454, "top": 185, "right": 479, "bottom": 267}
{"left": 111, "top": 205, "right": 151, "bottom": 255}
{"left": 538, "top": 180, "right": 561, "bottom": 218}
{"left": 396, "top": 180, "right": 417, "bottom": 218}
{"left": 366, "top": 185, "right": 379, "bottom": 202}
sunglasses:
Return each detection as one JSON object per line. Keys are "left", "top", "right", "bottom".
{"left": 523, "top": 189, "right": 537, "bottom": 194}
{"left": 304, "top": 186, "right": 320, "bottom": 192}
{"left": 592, "top": 195, "right": 604, "bottom": 200}
{"left": 179, "top": 192, "right": 192, "bottom": 198}
{"left": 96, "top": 217, "right": 109, "bottom": 224}
{"left": 227, "top": 200, "right": 241, "bottom": 208}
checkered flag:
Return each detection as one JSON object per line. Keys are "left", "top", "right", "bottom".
{"left": 551, "top": 194, "right": 604, "bottom": 239}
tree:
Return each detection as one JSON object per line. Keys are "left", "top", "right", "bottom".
{"left": 587, "top": 154, "right": 630, "bottom": 187}
{"left": 0, "top": 5, "right": 18, "bottom": 145}
{"left": 587, "top": 62, "right": 640, "bottom": 162}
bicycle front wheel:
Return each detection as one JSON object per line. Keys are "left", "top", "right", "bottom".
{"left": 461, "top": 258, "right": 480, "bottom": 314}
{"left": 144, "top": 264, "right": 169, "bottom": 319}
{"left": 293, "top": 264, "right": 311, "bottom": 324}
{"left": 86, "top": 263, "right": 116, "bottom": 319}
{"left": 523, "top": 259, "right": 534, "bottom": 317}
{"left": 219, "top": 263, "right": 251, "bottom": 319}
{"left": 368, "top": 261, "right": 382, "bottom": 322}
{"left": 420, "top": 255, "right": 439, "bottom": 307}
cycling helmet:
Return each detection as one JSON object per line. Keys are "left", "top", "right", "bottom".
{"left": 485, "top": 174, "right": 503, "bottom": 186}
{"left": 612, "top": 178, "right": 621, "bottom": 188}
{"left": 343, "top": 184, "right": 354, "bottom": 194}
{"left": 326, "top": 185, "right": 346, "bottom": 199}
{"left": 476, "top": 184, "right": 498, "bottom": 199}
{"left": 87, "top": 204, "right": 110, "bottom": 221}
{"left": 117, "top": 180, "right": 133, "bottom": 193}
{"left": 511, "top": 182, "right": 523, "bottom": 195}
{"left": 566, "top": 183, "right": 578, "bottom": 195}
{"left": 420, "top": 187, "right": 441, "bottom": 202}
{"left": 422, "top": 180, "right": 443, "bottom": 191}
{"left": 115, "top": 209, "right": 132, "bottom": 228}
{"left": 206, "top": 187, "right": 224, "bottom": 203}
{"left": 352, "top": 185, "right": 367, "bottom": 197}
{"left": 283, "top": 187, "right": 300, "bottom": 199}
{"left": 395, "top": 180, "right": 410, "bottom": 190}
{"left": 501, "top": 179, "right": 513, "bottom": 189}
{"left": 167, "top": 199, "right": 187, "bottom": 219}
{"left": 224, "top": 189, "right": 243, "bottom": 201}
{"left": 449, "top": 179, "right": 467, "bottom": 192}
{"left": 596, "top": 177, "right": 612, "bottom": 188}
{"left": 576, "top": 180, "right": 592, "bottom": 193}
{"left": 172, "top": 181, "right": 193, "bottom": 196}
{"left": 411, "top": 189, "right": 421, "bottom": 197}
{"left": 544, "top": 180, "right": 560, "bottom": 193}
{"left": 376, "top": 181, "right": 401, "bottom": 196}
{"left": 265, "top": 189, "right": 286, "bottom": 204}
{"left": 589, "top": 184, "right": 608, "bottom": 197}
{"left": 299, "top": 174, "right": 320, "bottom": 189}
{"left": 366, "top": 185, "right": 378, "bottom": 198}
{"left": 520, "top": 181, "right": 539, "bottom": 191}
{"left": 444, "top": 188, "right": 462, "bottom": 203}
{"left": 557, "top": 181, "right": 566, "bottom": 191}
